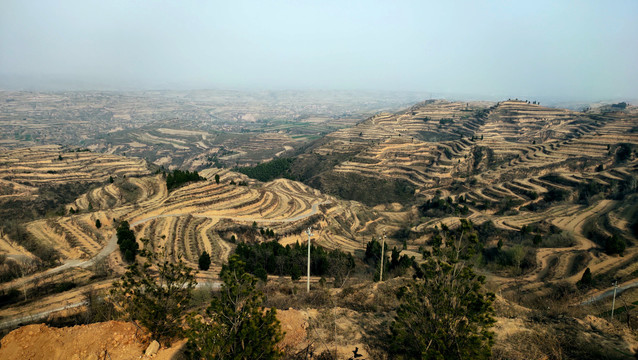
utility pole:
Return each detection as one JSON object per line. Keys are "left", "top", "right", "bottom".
{"left": 306, "top": 227, "right": 313, "bottom": 293}
{"left": 611, "top": 280, "right": 619, "bottom": 321}
{"left": 379, "top": 230, "right": 386, "bottom": 282}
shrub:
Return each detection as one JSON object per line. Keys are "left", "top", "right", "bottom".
{"left": 605, "top": 234, "right": 626, "bottom": 255}
{"left": 615, "top": 143, "right": 632, "bottom": 162}
{"left": 544, "top": 188, "right": 570, "bottom": 203}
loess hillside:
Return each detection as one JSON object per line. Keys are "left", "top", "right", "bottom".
{"left": 1, "top": 98, "right": 638, "bottom": 359}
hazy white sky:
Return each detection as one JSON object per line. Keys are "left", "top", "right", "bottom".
{"left": 1, "top": 0, "right": 637, "bottom": 100}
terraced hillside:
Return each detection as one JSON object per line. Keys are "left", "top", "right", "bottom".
{"left": 0, "top": 145, "right": 149, "bottom": 188}
{"left": 0, "top": 146, "right": 152, "bottom": 261}
{"left": 284, "top": 99, "right": 638, "bottom": 300}
{"left": 1, "top": 99, "right": 637, "bottom": 332}
{"left": 1, "top": 90, "right": 422, "bottom": 170}
{"left": 21, "top": 169, "right": 390, "bottom": 273}
{"left": 296, "top": 100, "right": 626, "bottom": 200}
{"left": 92, "top": 122, "right": 303, "bottom": 170}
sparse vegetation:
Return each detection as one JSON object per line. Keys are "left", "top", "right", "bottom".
{"left": 1, "top": 96, "right": 638, "bottom": 358}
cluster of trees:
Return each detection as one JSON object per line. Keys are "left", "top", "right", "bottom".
{"left": 116, "top": 221, "right": 138, "bottom": 263}
{"left": 0, "top": 221, "right": 59, "bottom": 268}
{"left": 111, "top": 249, "right": 282, "bottom": 358}
{"left": 165, "top": 170, "right": 204, "bottom": 191}
{"left": 541, "top": 172, "right": 637, "bottom": 207}
{"left": 481, "top": 244, "right": 536, "bottom": 274}
{"left": 615, "top": 143, "right": 633, "bottom": 162}
{"left": 543, "top": 187, "right": 570, "bottom": 203}
{"left": 522, "top": 188, "right": 568, "bottom": 212}
{"left": 260, "top": 227, "right": 277, "bottom": 238}
{"left": 611, "top": 102, "right": 628, "bottom": 110}
{"left": 426, "top": 220, "right": 538, "bottom": 275}
{"left": 602, "top": 234, "right": 626, "bottom": 255}
{"left": 418, "top": 196, "right": 469, "bottom": 218}
{"left": 106, "top": 222, "right": 497, "bottom": 359}
{"left": 313, "top": 171, "right": 417, "bottom": 206}
{"left": 470, "top": 146, "right": 495, "bottom": 173}
{"left": 235, "top": 157, "right": 295, "bottom": 182}
{"left": 110, "top": 248, "right": 282, "bottom": 359}
{"left": 582, "top": 212, "right": 630, "bottom": 256}
{"left": 233, "top": 241, "right": 355, "bottom": 285}
{"left": 185, "top": 255, "right": 282, "bottom": 358}
{"left": 364, "top": 238, "right": 414, "bottom": 281}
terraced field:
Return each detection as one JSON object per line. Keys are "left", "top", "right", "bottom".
{"left": 2, "top": 99, "right": 637, "bottom": 318}
{"left": 100, "top": 125, "right": 303, "bottom": 169}
{"left": 20, "top": 168, "right": 388, "bottom": 272}
{"left": 305, "top": 101, "right": 622, "bottom": 198}
{"left": 0, "top": 146, "right": 152, "bottom": 261}
{"left": 0, "top": 145, "right": 150, "bottom": 188}
{"left": 298, "top": 100, "right": 638, "bottom": 300}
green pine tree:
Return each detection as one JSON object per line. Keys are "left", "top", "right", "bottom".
{"left": 389, "top": 220, "right": 495, "bottom": 359}
{"left": 186, "top": 255, "right": 282, "bottom": 359}
{"left": 110, "top": 246, "right": 196, "bottom": 345}
{"left": 198, "top": 251, "right": 211, "bottom": 271}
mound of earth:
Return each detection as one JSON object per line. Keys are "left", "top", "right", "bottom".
{"left": 0, "top": 309, "right": 307, "bottom": 360}
{"left": 0, "top": 321, "right": 182, "bottom": 360}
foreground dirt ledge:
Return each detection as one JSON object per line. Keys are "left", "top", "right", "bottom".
{"left": 0, "top": 309, "right": 309, "bottom": 360}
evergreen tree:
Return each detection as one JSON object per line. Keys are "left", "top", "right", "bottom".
{"left": 110, "top": 247, "right": 196, "bottom": 345}
{"left": 95, "top": 219, "right": 102, "bottom": 229}
{"left": 186, "top": 255, "right": 282, "bottom": 359}
{"left": 533, "top": 234, "right": 542, "bottom": 246}
{"left": 389, "top": 220, "right": 495, "bottom": 359}
{"left": 198, "top": 251, "right": 211, "bottom": 271}
{"left": 116, "top": 221, "right": 138, "bottom": 263}
{"left": 577, "top": 267, "right": 593, "bottom": 288}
